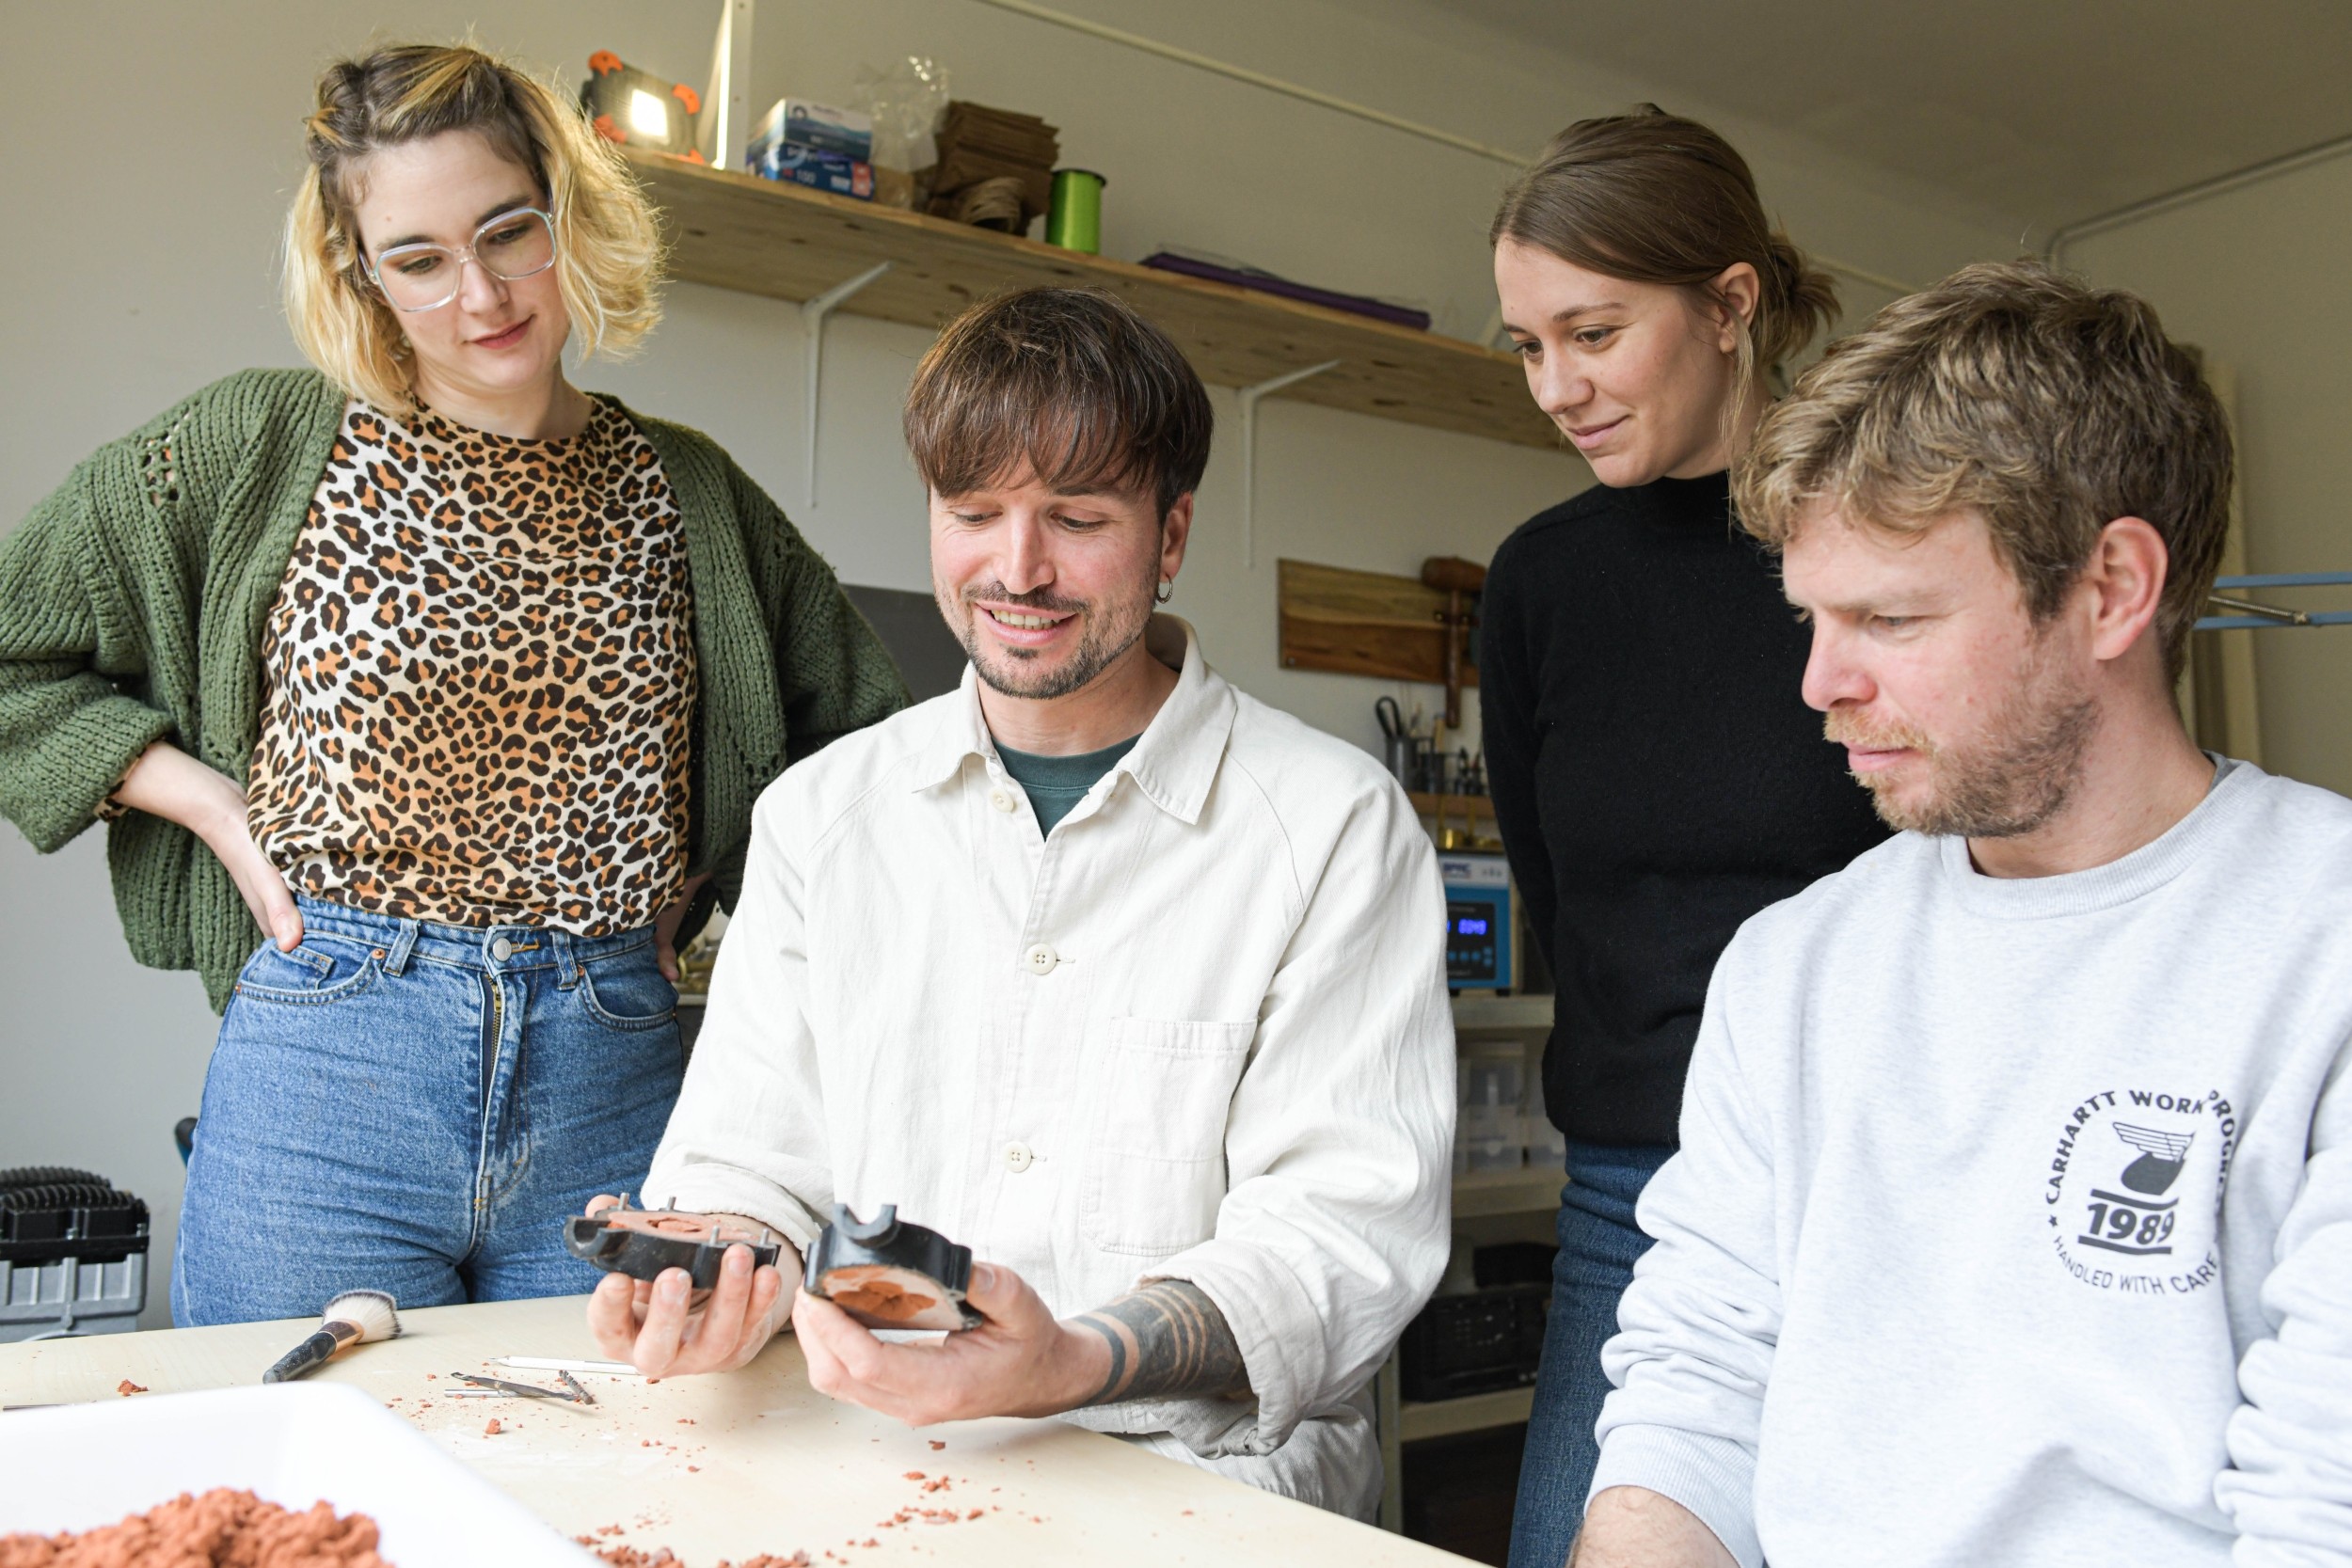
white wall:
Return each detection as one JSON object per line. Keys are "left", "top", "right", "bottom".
{"left": 0, "top": 0, "right": 2012, "bottom": 1326}
{"left": 2066, "top": 158, "right": 2352, "bottom": 798}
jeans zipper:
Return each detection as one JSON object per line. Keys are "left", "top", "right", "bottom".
{"left": 479, "top": 975, "right": 505, "bottom": 1214}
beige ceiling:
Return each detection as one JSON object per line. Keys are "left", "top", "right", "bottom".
{"left": 1435, "top": 0, "right": 2352, "bottom": 236}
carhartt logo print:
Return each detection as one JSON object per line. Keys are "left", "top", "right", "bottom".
{"left": 2042, "top": 1087, "right": 2237, "bottom": 1297}
{"left": 2081, "top": 1123, "right": 2191, "bottom": 1255}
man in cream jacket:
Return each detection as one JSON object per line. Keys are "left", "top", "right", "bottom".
{"left": 586, "top": 287, "right": 1454, "bottom": 1520}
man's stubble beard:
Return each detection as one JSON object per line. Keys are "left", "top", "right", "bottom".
{"left": 939, "top": 557, "right": 1160, "bottom": 703}
{"left": 1829, "top": 643, "right": 2098, "bottom": 839}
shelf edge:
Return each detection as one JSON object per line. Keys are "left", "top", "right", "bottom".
{"left": 1398, "top": 1386, "right": 1536, "bottom": 1442}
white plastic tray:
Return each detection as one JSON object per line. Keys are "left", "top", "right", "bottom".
{"left": 0, "top": 1381, "right": 588, "bottom": 1564}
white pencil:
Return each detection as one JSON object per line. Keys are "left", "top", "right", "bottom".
{"left": 486, "top": 1355, "right": 645, "bottom": 1377}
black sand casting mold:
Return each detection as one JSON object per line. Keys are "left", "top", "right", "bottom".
{"left": 803, "top": 1204, "right": 984, "bottom": 1332}
{"left": 563, "top": 1194, "right": 782, "bottom": 1290}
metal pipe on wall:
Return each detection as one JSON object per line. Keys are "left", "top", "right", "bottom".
{"left": 961, "top": 0, "right": 1917, "bottom": 297}
{"left": 965, "top": 0, "right": 1529, "bottom": 163}
{"left": 2045, "top": 131, "right": 2352, "bottom": 265}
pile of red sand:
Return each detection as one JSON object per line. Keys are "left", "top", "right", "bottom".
{"left": 0, "top": 1487, "right": 392, "bottom": 1567}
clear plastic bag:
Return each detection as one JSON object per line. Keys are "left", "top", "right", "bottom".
{"left": 850, "top": 55, "right": 951, "bottom": 173}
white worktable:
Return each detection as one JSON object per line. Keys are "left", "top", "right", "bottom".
{"left": 0, "top": 1294, "right": 1468, "bottom": 1566}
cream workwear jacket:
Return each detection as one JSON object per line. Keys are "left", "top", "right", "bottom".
{"left": 644, "top": 617, "right": 1455, "bottom": 1516}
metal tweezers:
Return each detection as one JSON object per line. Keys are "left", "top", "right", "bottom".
{"left": 443, "top": 1370, "right": 596, "bottom": 1406}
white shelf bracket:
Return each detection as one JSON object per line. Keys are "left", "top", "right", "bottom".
{"left": 699, "top": 0, "right": 756, "bottom": 171}
{"left": 800, "top": 261, "right": 893, "bottom": 515}
{"left": 1237, "top": 359, "right": 1340, "bottom": 568}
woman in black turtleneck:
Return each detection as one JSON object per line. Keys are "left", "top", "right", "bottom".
{"left": 1479, "top": 108, "right": 1890, "bottom": 1567}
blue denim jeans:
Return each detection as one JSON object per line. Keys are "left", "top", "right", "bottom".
{"left": 172, "top": 896, "right": 683, "bottom": 1326}
{"left": 1507, "top": 1138, "right": 1678, "bottom": 1568}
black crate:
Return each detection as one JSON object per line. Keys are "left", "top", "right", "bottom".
{"left": 1399, "top": 1282, "right": 1549, "bottom": 1402}
{"left": 1472, "top": 1241, "right": 1557, "bottom": 1290}
{"left": 0, "top": 1168, "right": 150, "bottom": 1266}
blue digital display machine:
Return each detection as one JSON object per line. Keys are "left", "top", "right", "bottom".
{"left": 1438, "top": 850, "right": 1514, "bottom": 992}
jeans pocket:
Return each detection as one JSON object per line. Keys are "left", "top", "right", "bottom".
{"left": 578, "top": 948, "right": 678, "bottom": 1032}
{"left": 1080, "top": 1017, "right": 1256, "bottom": 1257}
{"left": 233, "top": 933, "right": 382, "bottom": 1006}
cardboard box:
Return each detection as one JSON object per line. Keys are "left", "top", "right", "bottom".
{"left": 750, "top": 97, "right": 874, "bottom": 162}
{"left": 752, "top": 143, "right": 875, "bottom": 200}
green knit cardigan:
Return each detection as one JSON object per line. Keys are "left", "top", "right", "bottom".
{"left": 0, "top": 369, "right": 909, "bottom": 1012}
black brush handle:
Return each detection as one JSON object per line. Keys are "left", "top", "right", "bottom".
{"left": 262, "top": 1328, "right": 341, "bottom": 1384}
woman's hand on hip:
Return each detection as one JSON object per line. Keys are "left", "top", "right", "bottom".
{"left": 581, "top": 1196, "right": 799, "bottom": 1375}
{"left": 653, "top": 873, "right": 713, "bottom": 983}
{"left": 111, "top": 741, "right": 302, "bottom": 951}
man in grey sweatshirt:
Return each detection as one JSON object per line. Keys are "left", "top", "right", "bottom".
{"left": 1571, "top": 261, "right": 2352, "bottom": 1568}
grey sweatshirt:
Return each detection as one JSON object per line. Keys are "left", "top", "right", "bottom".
{"left": 1592, "top": 759, "right": 2352, "bottom": 1567}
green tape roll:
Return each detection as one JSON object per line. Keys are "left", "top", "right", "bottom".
{"left": 1046, "top": 168, "right": 1106, "bottom": 254}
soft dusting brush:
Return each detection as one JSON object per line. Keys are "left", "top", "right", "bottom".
{"left": 261, "top": 1290, "right": 401, "bottom": 1384}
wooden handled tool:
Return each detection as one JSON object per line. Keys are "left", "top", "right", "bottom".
{"left": 1421, "top": 556, "right": 1487, "bottom": 730}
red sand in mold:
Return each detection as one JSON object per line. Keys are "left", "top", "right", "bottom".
{"left": 0, "top": 1488, "right": 390, "bottom": 1567}
{"left": 819, "top": 1266, "right": 937, "bottom": 1322}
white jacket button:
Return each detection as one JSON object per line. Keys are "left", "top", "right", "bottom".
{"left": 1024, "top": 943, "right": 1058, "bottom": 975}
{"left": 1003, "top": 1141, "right": 1034, "bottom": 1172}
{"left": 990, "top": 789, "right": 1016, "bottom": 813}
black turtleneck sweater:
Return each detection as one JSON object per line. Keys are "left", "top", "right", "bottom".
{"left": 1479, "top": 471, "right": 1889, "bottom": 1147}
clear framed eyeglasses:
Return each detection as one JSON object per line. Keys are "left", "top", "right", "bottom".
{"left": 367, "top": 207, "right": 558, "bottom": 313}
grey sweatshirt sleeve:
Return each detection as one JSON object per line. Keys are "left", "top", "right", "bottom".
{"left": 1588, "top": 954, "right": 1780, "bottom": 1568}
{"left": 2214, "top": 1041, "right": 2352, "bottom": 1563}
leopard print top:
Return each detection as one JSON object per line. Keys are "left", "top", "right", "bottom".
{"left": 246, "top": 399, "right": 695, "bottom": 934}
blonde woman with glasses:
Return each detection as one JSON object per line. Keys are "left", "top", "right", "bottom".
{"left": 0, "top": 43, "right": 906, "bottom": 1325}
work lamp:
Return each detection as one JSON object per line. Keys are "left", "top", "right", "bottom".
{"left": 580, "top": 51, "right": 704, "bottom": 161}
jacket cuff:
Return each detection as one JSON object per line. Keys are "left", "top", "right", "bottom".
{"left": 1141, "top": 1237, "right": 1320, "bottom": 1459}
{"left": 1589, "top": 1422, "right": 1761, "bottom": 1568}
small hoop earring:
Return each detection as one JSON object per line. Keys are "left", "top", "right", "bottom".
{"left": 1155, "top": 578, "right": 1174, "bottom": 605}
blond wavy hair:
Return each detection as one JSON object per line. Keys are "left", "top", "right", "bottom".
{"left": 282, "top": 42, "right": 663, "bottom": 413}
{"left": 1733, "top": 260, "right": 2233, "bottom": 683}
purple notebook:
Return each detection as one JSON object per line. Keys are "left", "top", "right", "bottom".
{"left": 1140, "top": 251, "right": 1430, "bottom": 331}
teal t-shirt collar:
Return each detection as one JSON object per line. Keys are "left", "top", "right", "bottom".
{"left": 994, "top": 735, "right": 1142, "bottom": 835}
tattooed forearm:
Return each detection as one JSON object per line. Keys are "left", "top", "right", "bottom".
{"left": 1070, "top": 1280, "right": 1250, "bottom": 1406}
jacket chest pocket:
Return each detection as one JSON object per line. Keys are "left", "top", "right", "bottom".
{"left": 1080, "top": 1016, "right": 1256, "bottom": 1257}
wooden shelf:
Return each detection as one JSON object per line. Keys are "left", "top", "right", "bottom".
{"left": 1279, "top": 561, "right": 1484, "bottom": 685}
{"left": 1450, "top": 993, "right": 1551, "bottom": 1035}
{"left": 625, "top": 151, "right": 1557, "bottom": 451}
{"left": 1452, "top": 1164, "right": 1558, "bottom": 1218}
{"left": 1398, "top": 1385, "right": 1536, "bottom": 1442}
{"left": 1408, "top": 790, "right": 1497, "bottom": 819}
